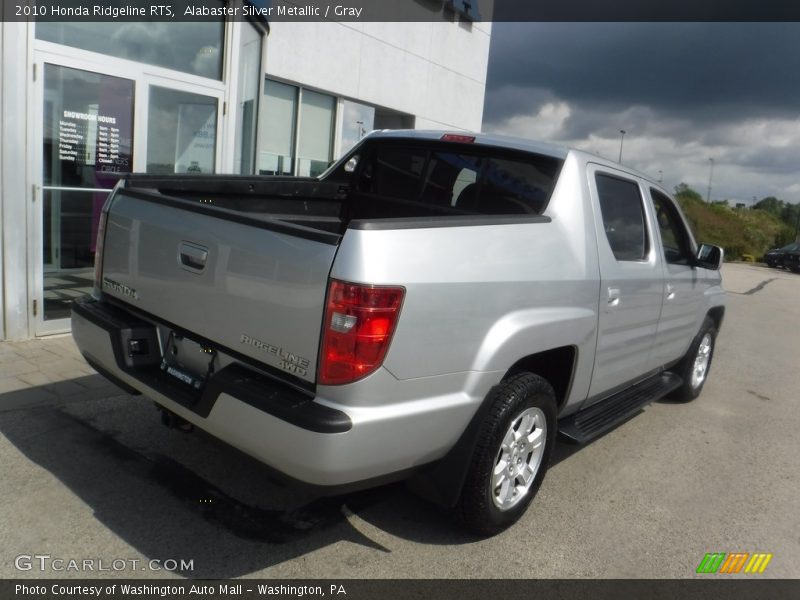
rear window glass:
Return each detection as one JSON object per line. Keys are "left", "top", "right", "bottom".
{"left": 355, "top": 143, "right": 562, "bottom": 215}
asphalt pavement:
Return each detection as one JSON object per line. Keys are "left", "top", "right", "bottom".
{"left": 1, "top": 263, "right": 798, "bottom": 579}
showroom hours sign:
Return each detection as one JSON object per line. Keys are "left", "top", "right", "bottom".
{"left": 58, "top": 110, "right": 129, "bottom": 173}
{"left": 44, "top": 66, "right": 134, "bottom": 190}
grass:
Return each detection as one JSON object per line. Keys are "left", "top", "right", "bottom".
{"left": 677, "top": 197, "right": 793, "bottom": 261}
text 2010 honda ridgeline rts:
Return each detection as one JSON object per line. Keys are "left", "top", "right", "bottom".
{"left": 72, "top": 131, "right": 725, "bottom": 534}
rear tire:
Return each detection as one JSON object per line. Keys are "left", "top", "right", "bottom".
{"left": 670, "top": 317, "right": 717, "bottom": 402}
{"left": 456, "top": 373, "right": 556, "bottom": 536}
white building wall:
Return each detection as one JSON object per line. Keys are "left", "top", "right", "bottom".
{"left": 263, "top": 20, "right": 491, "bottom": 132}
{"left": 1, "top": 22, "right": 30, "bottom": 340}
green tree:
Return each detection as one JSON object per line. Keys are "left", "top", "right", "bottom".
{"left": 674, "top": 183, "right": 703, "bottom": 202}
{"left": 753, "top": 196, "right": 782, "bottom": 216}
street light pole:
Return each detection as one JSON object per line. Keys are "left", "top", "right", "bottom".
{"left": 618, "top": 130, "right": 626, "bottom": 163}
{"left": 706, "top": 158, "right": 714, "bottom": 202}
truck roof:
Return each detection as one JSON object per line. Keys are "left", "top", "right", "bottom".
{"left": 365, "top": 129, "right": 570, "bottom": 161}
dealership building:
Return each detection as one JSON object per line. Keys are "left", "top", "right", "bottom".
{"left": 0, "top": 3, "right": 491, "bottom": 340}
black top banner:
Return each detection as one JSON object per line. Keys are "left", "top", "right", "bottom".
{"left": 3, "top": 0, "right": 800, "bottom": 22}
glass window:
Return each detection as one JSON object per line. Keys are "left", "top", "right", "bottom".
{"left": 258, "top": 80, "right": 339, "bottom": 177}
{"left": 297, "top": 90, "right": 336, "bottom": 177}
{"left": 41, "top": 65, "right": 135, "bottom": 323}
{"left": 36, "top": 19, "right": 225, "bottom": 80}
{"left": 651, "top": 189, "right": 692, "bottom": 265}
{"left": 258, "top": 80, "right": 297, "bottom": 175}
{"left": 596, "top": 174, "right": 648, "bottom": 261}
{"left": 43, "top": 65, "right": 134, "bottom": 189}
{"left": 234, "top": 22, "right": 263, "bottom": 174}
{"left": 354, "top": 144, "right": 561, "bottom": 215}
{"left": 421, "top": 152, "right": 480, "bottom": 207}
{"left": 42, "top": 190, "right": 106, "bottom": 320}
{"left": 362, "top": 146, "right": 427, "bottom": 200}
{"left": 340, "top": 100, "right": 375, "bottom": 154}
{"left": 147, "top": 87, "right": 218, "bottom": 175}
{"left": 472, "top": 156, "right": 554, "bottom": 214}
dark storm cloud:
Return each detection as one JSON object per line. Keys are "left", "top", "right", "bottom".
{"left": 727, "top": 145, "right": 800, "bottom": 176}
{"left": 482, "top": 22, "right": 800, "bottom": 202}
{"left": 485, "top": 22, "right": 800, "bottom": 125}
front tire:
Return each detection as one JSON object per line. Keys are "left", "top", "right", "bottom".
{"left": 456, "top": 373, "right": 556, "bottom": 536}
{"left": 670, "top": 317, "right": 717, "bottom": 402}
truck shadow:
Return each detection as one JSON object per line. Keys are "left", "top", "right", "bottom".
{"left": 0, "top": 378, "right": 607, "bottom": 576}
{"left": 0, "top": 379, "right": 493, "bottom": 577}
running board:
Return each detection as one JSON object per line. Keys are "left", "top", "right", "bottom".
{"left": 558, "top": 372, "right": 683, "bottom": 444}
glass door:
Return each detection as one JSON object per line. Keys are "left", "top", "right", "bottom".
{"left": 35, "top": 63, "right": 135, "bottom": 334}
{"left": 32, "top": 61, "right": 224, "bottom": 336}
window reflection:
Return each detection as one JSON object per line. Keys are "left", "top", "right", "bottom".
{"left": 340, "top": 100, "right": 375, "bottom": 154}
{"left": 259, "top": 80, "right": 298, "bottom": 175}
{"left": 234, "top": 22, "right": 263, "bottom": 174}
{"left": 147, "top": 87, "right": 218, "bottom": 174}
{"left": 37, "top": 20, "right": 225, "bottom": 80}
{"left": 42, "top": 190, "right": 106, "bottom": 321}
{"left": 258, "top": 80, "right": 337, "bottom": 177}
{"left": 297, "top": 90, "right": 335, "bottom": 177}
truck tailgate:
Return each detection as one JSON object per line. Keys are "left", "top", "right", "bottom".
{"left": 100, "top": 190, "right": 339, "bottom": 385}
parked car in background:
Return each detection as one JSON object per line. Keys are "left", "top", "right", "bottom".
{"left": 782, "top": 245, "right": 800, "bottom": 273}
{"left": 763, "top": 242, "right": 800, "bottom": 268}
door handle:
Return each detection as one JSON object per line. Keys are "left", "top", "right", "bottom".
{"left": 665, "top": 283, "right": 676, "bottom": 300}
{"left": 179, "top": 242, "right": 209, "bottom": 272}
{"left": 607, "top": 287, "right": 621, "bottom": 307}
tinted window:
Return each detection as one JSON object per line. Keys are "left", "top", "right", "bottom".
{"left": 356, "top": 143, "right": 561, "bottom": 215}
{"left": 596, "top": 174, "right": 648, "bottom": 261}
{"left": 364, "top": 146, "right": 427, "bottom": 200}
{"left": 651, "top": 189, "right": 693, "bottom": 264}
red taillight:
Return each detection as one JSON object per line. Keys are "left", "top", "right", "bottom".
{"left": 319, "top": 280, "right": 405, "bottom": 385}
{"left": 440, "top": 133, "right": 475, "bottom": 143}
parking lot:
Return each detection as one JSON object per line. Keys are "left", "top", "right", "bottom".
{"left": 1, "top": 263, "right": 798, "bottom": 579}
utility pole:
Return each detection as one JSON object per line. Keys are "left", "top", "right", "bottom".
{"left": 706, "top": 158, "right": 714, "bottom": 202}
{"left": 618, "top": 130, "right": 626, "bottom": 163}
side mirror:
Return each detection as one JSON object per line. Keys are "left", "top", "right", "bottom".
{"left": 695, "top": 243, "right": 724, "bottom": 270}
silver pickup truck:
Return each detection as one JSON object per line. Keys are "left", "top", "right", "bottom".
{"left": 72, "top": 130, "right": 725, "bottom": 535}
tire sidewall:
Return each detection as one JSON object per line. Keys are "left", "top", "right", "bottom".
{"left": 679, "top": 318, "right": 717, "bottom": 400}
{"left": 474, "top": 376, "right": 557, "bottom": 533}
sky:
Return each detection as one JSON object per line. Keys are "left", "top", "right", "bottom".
{"left": 481, "top": 23, "right": 800, "bottom": 205}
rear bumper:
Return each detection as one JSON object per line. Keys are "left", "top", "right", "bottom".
{"left": 71, "top": 296, "right": 477, "bottom": 487}
{"left": 72, "top": 296, "right": 350, "bottom": 434}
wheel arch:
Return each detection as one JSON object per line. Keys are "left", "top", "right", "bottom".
{"left": 707, "top": 306, "right": 725, "bottom": 332}
{"left": 504, "top": 345, "right": 577, "bottom": 414}
{"left": 407, "top": 348, "right": 573, "bottom": 508}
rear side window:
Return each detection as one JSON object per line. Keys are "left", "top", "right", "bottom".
{"left": 356, "top": 143, "right": 562, "bottom": 215}
{"left": 596, "top": 174, "right": 648, "bottom": 261}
